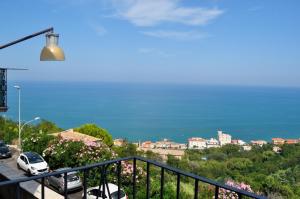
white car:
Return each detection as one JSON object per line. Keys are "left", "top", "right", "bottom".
{"left": 17, "top": 152, "right": 49, "bottom": 175}
{"left": 84, "top": 183, "right": 127, "bottom": 199}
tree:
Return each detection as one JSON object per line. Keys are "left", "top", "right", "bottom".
{"left": 75, "top": 124, "right": 113, "bottom": 147}
{"left": 35, "top": 119, "right": 63, "bottom": 134}
{"left": 22, "top": 131, "right": 54, "bottom": 154}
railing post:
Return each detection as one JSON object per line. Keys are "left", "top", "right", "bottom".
{"left": 194, "top": 179, "right": 198, "bottom": 199}
{"left": 214, "top": 186, "right": 219, "bottom": 199}
{"left": 160, "top": 167, "right": 164, "bottom": 199}
{"left": 83, "top": 169, "right": 89, "bottom": 199}
{"left": 176, "top": 173, "right": 180, "bottom": 199}
{"left": 41, "top": 177, "right": 45, "bottom": 199}
{"left": 133, "top": 158, "right": 136, "bottom": 199}
{"left": 146, "top": 162, "right": 150, "bottom": 199}
{"left": 117, "top": 161, "right": 121, "bottom": 199}
{"left": 64, "top": 172, "right": 68, "bottom": 199}
{"left": 16, "top": 183, "right": 20, "bottom": 199}
{"left": 238, "top": 192, "right": 242, "bottom": 199}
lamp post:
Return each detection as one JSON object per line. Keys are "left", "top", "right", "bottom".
{"left": 0, "top": 27, "right": 65, "bottom": 113}
{"left": 13, "top": 85, "right": 21, "bottom": 148}
{"left": 19, "top": 117, "right": 40, "bottom": 152}
{"left": 0, "top": 27, "right": 65, "bottom": 61}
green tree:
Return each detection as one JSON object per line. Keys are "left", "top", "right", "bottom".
{"left": 75, "top": 123, "right": 113, "bottom": 146}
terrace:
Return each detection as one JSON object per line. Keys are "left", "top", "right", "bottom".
{"left": 0, "top": 156, "right": 266, "bottom": 199}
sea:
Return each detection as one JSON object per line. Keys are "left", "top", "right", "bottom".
{"left": 2, "top": 81, "right": 300, "bottom": 143}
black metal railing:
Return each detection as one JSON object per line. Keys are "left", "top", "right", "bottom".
{"left": 0, "top": 156, "right": 267, "bottom": 199}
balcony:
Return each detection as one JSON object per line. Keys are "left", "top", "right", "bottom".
{"left": 0, "top": 156, "right": 266, "bottom": 199}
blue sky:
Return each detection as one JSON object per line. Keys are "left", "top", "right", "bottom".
{"left": 0, "top": 0, "right": 300, "bottom": 87}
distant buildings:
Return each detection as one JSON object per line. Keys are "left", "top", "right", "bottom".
{"left": 285, "top": 139, "right": 299, "bottom": 144}
{"left": 250, "top": 140, "right": 267, "bottom": 146}
{"left": 231, "top": 139, "right": 246, "bottom": 145}
{"left": 218, "top": 130, "right": 232, "bottom": 146}
{"left": 242, "top": 145, "right": 252, "bottom": 151}
{"left": 272, "top": 138, "right": 299, "bottom": 145}
{"left": 141, "top": 139, "right": 187, "bottom": 150}
{"left": 139, "top": 139, "right": 186, "bottom": 161}
{"left": 188, "top": 137, "right": 206, "bottom": 149}
{"left": 114, "top": 138, "right": 125, "bottom": 147}
{"left": 272, "top": 138, "right": 286, "bottom": 145}
{"left": 206, "top": 138, "right": 220, "bottom": 148}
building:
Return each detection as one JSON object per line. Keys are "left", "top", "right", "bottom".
{"left": 250, "top": 140, "right": 267, "bottom": 147}
{"left": 206, "top": 138, "right": 220, "bottom": 148}
{"left": 218, "top": 130, "right": 232, "bottom": 146}
{"left": 114, "top": 138, "right": 125, "bottom": 146}
{"left": 242, "top": 145, "right": 252, "bottom": 151}
{"left": 141, "top": 141, "right": 152, "bottom": 148}
{"left": 188, "top": 137, "right": 207, "bottom": 149}
{"left": 272, "top": 138, "right": 285, "bottom": 145}
{"left": 231, "top": 139, "right": 246, "bottom": 145}
{"left": 57, "top": 129, "right": 101, "bottom": 146}
{"left": 285, "top": 139, "right": 299, "bottom": 144}
{"left": 273, "top": 146, "right": 282, "bottom": 153}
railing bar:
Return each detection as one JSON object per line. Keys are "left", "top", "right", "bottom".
{"left": 104, "top": 165, "right": 112, "bottom": 199}
{"left": 146, "top": 162, "right": 150, "bottom": 199}
{"left": 16, "top": 182, "right": 20, "bottom": 199}
{"left": 117, "top": 161, "right": 121, "bottom": 199}
{"left": 160, "top": 167, "right": 164, "bottom": 199}
{"left": 0, "top": 156, "right": 266, "bottom": 199}
{"left": 135, "top": 156, "right": 265, "bottom": 199}
{"left": 105, "top": 177, "right": 112, "bottom": 199}
{"left": 238, "top": 192, "right": 242, "bottom": 199}
{"left": 215, "top": 186, "right": 219, "bottom": 199}
{"left": 133, "top": 158, "right": 136, "bottom": 199}
{"left": 176, "top": 173, "right": 180, "bottom": 199}
{"left": 41, "top": 177, "right": 45, "bottom": 199}
{"left": 194, "top": 179, "right": 198, "bottom": 199}
{"left": 64, "top": 172, "right": 68, "bottom": 199}
{"left": 98, "top": 166, "right": 104, "bottom": 199}
{"left": 83, "top": 169, "right": 89, "bottom": 199}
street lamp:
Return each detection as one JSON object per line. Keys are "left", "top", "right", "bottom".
{"left": 0, "top": 27, "right": 65, "bottom": 61}
{"left": 13, "top": 85, "right": 21, "bottom": 149}
{"left": 19, "top": 117, "right": 40, "bottom": 152}
{"left": 13, "top": 85, "right": 40, "bottom": 151}
{"left": 0, "top": 27, "right": 65, "bottom": 112}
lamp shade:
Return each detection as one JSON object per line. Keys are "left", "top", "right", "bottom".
{"left": 40, "top": 33, "right": 65, "bottom": 61}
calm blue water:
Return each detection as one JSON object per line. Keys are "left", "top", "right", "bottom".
{"left": 2, "top": 82, "right": 300, "bottom": 143}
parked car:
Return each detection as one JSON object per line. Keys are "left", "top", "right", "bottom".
{"left": 84, "top": 183, "right": 127, "bottom": 199}
{"left": 46, "top": 168, "right": 82, "bottom": 193}
{"left": 0, "top": 140, "right": 11, "bottom": 158}
{"left": 17, "top": 152, "right": 49, "bottom": 175}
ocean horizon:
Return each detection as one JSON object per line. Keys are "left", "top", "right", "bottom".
{"left": 2, "top": 81, "right": 300, "bottom": 143}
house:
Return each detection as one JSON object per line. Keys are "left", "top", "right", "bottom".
{"left": 218, "top": 130, "right": 232, "bottom": 146}
{"left": 57, "top": 129, "right": 101, "bottom": 146}
{"left": 206, "top": 138, "right": 220, "bottom": 148}
{"left": 242, "top": 145, "right": 252, "bottom": 151}
{"left": 114, "top": 138, "right": 125, "bottom": 146}
{"left": 285, "top": 139, "right": 299, "bottom": 144}
{"left": 141, "top": 141, "right": 152, "bottom": 148}
{"left": 231, "top": 139, "right": 246, "bottom": 145}
{"left": 272, "top": 138, "right": 285, "bottom": 145}
{"left": 273, "top": 146, "right": 282, "bottom": 153}
{"left": 250, "top": 140, "right": 267, "bottom": 146}
{"left": 188, "top": 137, "right": 207, "bottom": 149}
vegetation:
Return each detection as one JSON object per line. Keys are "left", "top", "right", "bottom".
{"left": 0, "top": 116, "right": 300, "bottom": 198}
{"left": 75, "top": 123, "right": 113, "bottom": 146}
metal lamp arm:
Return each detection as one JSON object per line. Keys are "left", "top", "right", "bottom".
{"left": 20, "top": 119, "right": 36, "bottom": 132}
{"left": 0, "top": 27, "right": 54, "bottom": 50}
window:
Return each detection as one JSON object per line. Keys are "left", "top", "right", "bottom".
{"left": 26, "top": 153, "right": 44, "bottom": 163}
